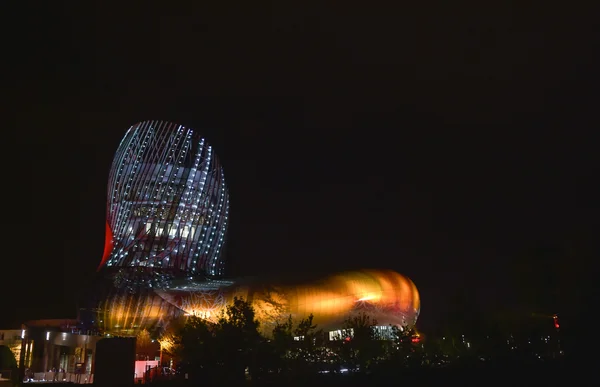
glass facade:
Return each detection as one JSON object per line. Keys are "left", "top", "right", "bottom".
{"left": 92, "top": 121, "right": 420, "bottom": 338}
{"left": 98, "top": 121, "right": 229, "bottom": 279}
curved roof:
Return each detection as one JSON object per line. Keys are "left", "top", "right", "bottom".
{"left": 156, "top": 269, "right": 421, "bottom": 332}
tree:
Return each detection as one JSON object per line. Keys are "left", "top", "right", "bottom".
{"left": 0, "top": 345, "right": 17, "bottom": 370}
{"left": 293, "top": 314, "right": 317, "bottom": 342}
{"left": 0, "top": 345, "right": 17, "bottom": 383}
{"left": 389, "top": 324, "right": 425, "bottom": 368}
{"left": 214, "top": 297, "right": 261, "bottom": 382}
{"left": 170, "top": 297, "right": 263, "bottom": 383}
{"left": 286, "top": 314, "right": 325, "bottom": 375}
{"left": 272, "top": 315, "right": 294, "bottom": 355}
{"left": 157, "top": 316, "right": 186, "bottom": 363}
{"left": 253, "top": 288, "right": 289, "bottom": 338}
{"left": 157, "top": 333, "right": 178, "bottom": 360}
{"left": 175, "top": 315, "right": 217, "bottom": 382}
{"left": 217, "top": 297, "right": 260, "bottom": 334}
{"left": 345, "top": 312, "right": 378, "bottom": 342}
{"left": 339, "top": 312, "right": 382, "bottom": 373}
{"left": 261, "top": 315, "right": 295, "bottom": 375}
{"left": 136, "top": 328, "right": 156, "bottom": 360}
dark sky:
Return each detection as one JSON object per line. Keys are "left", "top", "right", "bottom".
{"left": 3, "top": 3, "right": 597, "bottom": 331}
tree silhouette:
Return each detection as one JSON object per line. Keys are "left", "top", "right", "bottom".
{"left": 263, "top": 315, "right": 294, "bottom": 375}
{"left": 157, "top": 315, "right": 186, "bottom": 362}
{"left": 175, "top": 315, "right": 217, "bottom": 382}
{"left": 136, "top": 328, "right": 156, "bottom": 360}
{"left": 214, "top": 297, "right": 261, "bottom": 382}
{"left": 388, "top": 324, "right": 426, "bottom": 368}
{"left": 339, "top": 312, "right": 381, "bottom": 372}
{"left": 286, "top": 314, "right": 325, "bottom": 375}
{"left": 253, "top": 288, "right": 289, "bottom": 337}
{"left": 345, "top": 312, "right": 378, "bottom": 342}
{"left": 273, "top": 315, "right": 294, "bottom": 354}
{"left": 293, "top": 314, "right": 317, "bottom": 341}
{"left": 0, "top": 345, "right": 17, "bottom": 370}
{"left": 0, "top": 345, "right": 17, "bottom": 384}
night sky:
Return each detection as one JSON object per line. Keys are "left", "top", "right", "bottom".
{"left": 3, "top": 4, "right": 597, "bottom": 332}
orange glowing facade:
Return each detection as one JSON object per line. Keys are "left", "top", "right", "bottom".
{"left": 98, "top": 269, "right": 420, "bottom": 336}
{"left": 276, "top": 269, "right": 420, "bottom": 330}
{"left": 93, "top": 120, "right": 420, "bottom": 338}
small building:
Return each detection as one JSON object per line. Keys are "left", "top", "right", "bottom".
{"left": 1, "top": 319, "right": 102, "bottom": 383}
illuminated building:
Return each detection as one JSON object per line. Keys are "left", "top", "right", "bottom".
{"left": 93, "top": 120, "right": 231, "bottom": 334}
{"left": 97, "top": 268, "right": 420, "bottom": 338}
{"left": 98, "top": 120, "right": 229, "bottom": 280}
{"left": 93, "top": 121, "right": 420, "bottom": 338}
{"left": 155, "top": 269, "right": 420, "bottom": 337}
{"left": 1, "top": 320, "right": 101, "bottom": 382}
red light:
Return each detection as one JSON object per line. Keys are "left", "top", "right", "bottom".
{"left": 411, "top": 337, "right": 420, "bottom": 343}
{"left": 98, "top": 221, "right": 114, "bottom": 271}
{"left": 554, "top": 322, "right": 559, "bottom": 329}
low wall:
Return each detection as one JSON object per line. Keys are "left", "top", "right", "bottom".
{"left": 29, "top": 372, "right": 94, "bottom": 384}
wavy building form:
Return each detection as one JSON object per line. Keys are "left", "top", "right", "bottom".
{"left": 98, "top": 120, "right": 229, "bottom": 281}
{"left": 98, "top": 269, "right": 420, "bottom": 337}
{"left": 93, "top": 121, "right": 420, "bottom": 338}
{"left": 158, "top": 269, "right": 420, "bottom": 335}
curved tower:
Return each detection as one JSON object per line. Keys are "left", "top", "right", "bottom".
{"left": 98, "top": 120, "right": 230, "bottom": 280}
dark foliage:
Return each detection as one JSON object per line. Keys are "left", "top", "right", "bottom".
{"left": 163, "top": 299, "right": 565, "bottom": 386}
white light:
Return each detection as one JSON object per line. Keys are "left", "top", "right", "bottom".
{"left": 46, "top": 331, "right": 50, "bottom": 340}
{"left": 21, "top": 329, "right": 25, "bottom": 339}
